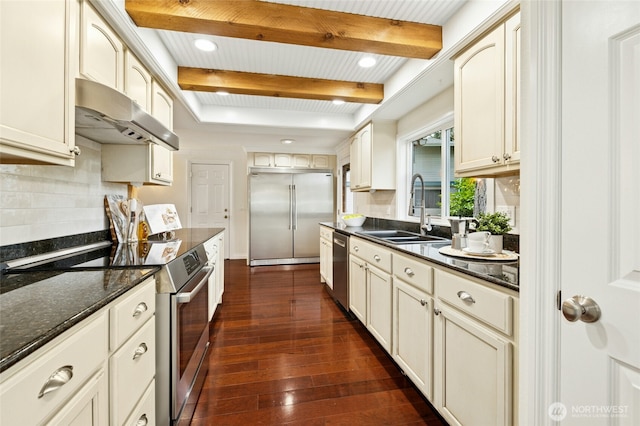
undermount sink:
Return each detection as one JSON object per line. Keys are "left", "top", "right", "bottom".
{"left": 356, "top": 230, "right": 448, "bottom": 244}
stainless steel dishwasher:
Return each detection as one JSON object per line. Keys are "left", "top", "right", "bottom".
{"left": 332, "top": 231, "right": 350, "bottom": 314}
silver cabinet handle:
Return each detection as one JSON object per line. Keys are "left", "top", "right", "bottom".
{"left": 492, "top": 155, "right": 500, "bottom": 163}
{"left": 373, "top": 255, "right": 381, "bottom": 262}
{"left": 354, "top": 246, "right": 359, "bottom": 252}
{"left": 503, "top": 153, "right": 512, "bottom": 161}
{"left": 434, "top": 308, "right": 441, "bottom": 316}
{"left": 71, "top": 146, "right": 81, "bottom": 156}
{"left": 457, "top": 291, "right": 476, "bottom": 304}
{"left": 136, "top": 414, "right": 149, "bottom": 426}
{"left": 133, "top": 343, "right": 148, "bottom": 360}
{"left": 404, "top": 267, "right": 415, "bottom": 277}
{"left": 38, "top": 365, "right": 73, "bottom": 398}
{"left": 562, "top": 295, "right": 601, "bottom": 323}
{"left": 420, "top": 299, "right": 427, "bottom": 306}
{"left": 132, "top": 302, "right": 148, "bottom": 317}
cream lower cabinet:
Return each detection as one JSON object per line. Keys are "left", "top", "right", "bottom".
{"left": 392, "top": 253, "right": 435, "bottom": 401}
{"left": 319, "top": 226, "right": 333, "bottom": 289}
{"left": 0, "top": 277, "right": 156, "bottom": 425}
{"left": 349, "top": 237, "right": 392, "bottom": 352}
{"left": 434, "top": 269, "right": 517, "bottom": 426}
{"left": 204, "top": 231, "right": 226, "bottom": 320}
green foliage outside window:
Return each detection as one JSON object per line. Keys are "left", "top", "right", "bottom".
{"left": 449, "top": 178, "right": 475, "bottom": 217}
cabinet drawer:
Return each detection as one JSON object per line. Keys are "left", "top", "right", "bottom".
{"left": 435, "top": 269, "right": 514, "bottom": 335}
{"left": 0, "top": 312, "right": 108, "bottom": 426}
{"left": 124, "top": 379, "right": 156, "bottom": 426}
{"left": 320, "top": 226, "right": 333, "bottom": 241}
{"left": 393, "top": 253, "right": 434, "bottom": 295}
{"left": 110, "top": 317, "right": 156, "bottom": 425}
{"left": 110, "top": 277, "right": 156, "bottom": 350}
{"left": 350, "top": 238, "right": 392, "bottom": 273}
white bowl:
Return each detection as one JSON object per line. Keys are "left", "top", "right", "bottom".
{"left": 341, "top": 214, "right": 366, "bottom": 227}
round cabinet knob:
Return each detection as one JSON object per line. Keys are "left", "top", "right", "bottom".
{"left": 404, "top": 267, "right": 415, "bottom": 277}
{"left": 492, "top": 155, "right": 500, "bottom": 163}
{"left": 373, "top": 255, "right": 381, "bottom": 262}
{"left": 562, "top": 295, "right": 601, "bottom": 323}
{"left": 420, "top": 299, "right": 427, "bottom": 306}
{"left": 503, "top": 153, "right": 512, "bottom": 161}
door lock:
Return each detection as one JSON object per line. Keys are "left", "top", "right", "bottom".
{"left": 562, "top": 295, "right": 601, "bottom": 323}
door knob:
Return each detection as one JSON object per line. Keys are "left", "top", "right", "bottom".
{"left": 562, "top": 295, "right": 601, "bottom": 323}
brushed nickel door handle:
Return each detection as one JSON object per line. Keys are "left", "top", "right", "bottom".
{"left": 562, "top": 295, "right": 601, "bottom": 323}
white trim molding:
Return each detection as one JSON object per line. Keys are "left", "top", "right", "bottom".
{"left": 519, "top": 1, "right": 563, "bottom": 425}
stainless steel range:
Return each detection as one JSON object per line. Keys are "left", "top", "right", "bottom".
{"left": 4, "top": 228, "right": 218, "bottom": 425}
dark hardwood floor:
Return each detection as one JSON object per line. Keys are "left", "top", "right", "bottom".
{"left": 191, "top": 259, "right": 447, "bottom": 425}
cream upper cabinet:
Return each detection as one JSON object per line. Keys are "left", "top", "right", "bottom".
{"left": 151, "top": 81, "right": 174, "bottom": 131}
{"left": 349, "top": 122, "right": 396, "bottom": 191}
{"left": 249, "top": 152, "right": 335, "bottom": 170}
{"left": 454, "top": 11, "right": 520, "bottom": 177}
{"left": 0, "top": 0, "right": 77, "bottom": 166}
{"left": 433, "top": 269, "right": 517, "bottom": 426}
{"left": 102, "top": 144, "right": 173, "bottom": 185}
{"left": 274, "top": 153, "right": 292, "bottom": 167}
{"left": 125, "top": 51, "right": 152, "bottom": 113}
{"left": 80, "top": 0, "right": 124, "bottom": 91}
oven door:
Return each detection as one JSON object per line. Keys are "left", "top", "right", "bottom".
{"left": 172, "top": 265, "right": 213, "bottom": 422}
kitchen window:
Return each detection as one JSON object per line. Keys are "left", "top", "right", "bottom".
{"left": 408, "top": 124, "right": 455, "bottom": 218}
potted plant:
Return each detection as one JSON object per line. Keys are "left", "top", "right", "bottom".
{"left": 475, "top": 211, "right": 512, "bottom": 253}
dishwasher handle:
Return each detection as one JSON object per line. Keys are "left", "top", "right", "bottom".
{"left": 333, "top": 238, "right": 346, "bottom": 248}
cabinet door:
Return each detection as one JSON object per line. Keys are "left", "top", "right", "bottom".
{"left": 435, "top": 307, "right": 512, "bottom": 426}
{"left": 125, "top": 51, "right": 151, "bottom": 112}
{"left": 358, "top": 124, "right": 372, "bottom": 188}
{"left": 311, "top": 155, "right": 330, "bottom": 169}
{"left": 151, "top": 81, "right": 173, "bottom": 130}
{"left": 292, "top": 154, "right": 311, "bottom": 168}
{"left": 367, "top": 263, "right": 392, "bottom": 352}
{"left": 349, "top": 255, "right": 367, "bottom": 323}
{"left": 151, "top": 144, "right": 173, "bottom": 184}
{"left": 393, "top": 279, "right": 433, "bottom": 400}
{"left": 320, "top": 237, "right": 333, "bottom": 288}
{"left": 80, "top": 0, "right": 124, "bottom": 90}
{"left": 504, "top": 12, "right": 521, "bottom": 165}
{"left": 45, "top": 369, "right": 108, "bottom": 426}
{"left": 349, "top": 134, "right": 363, "bottom": 189}
{"left": 0, "top": 0, "right": 76, "bottom": 166}
{"left": 274, "top": 153, "right": 292, "bottom": 167}
{"left": 454, "top": 24, "right": 505, "bottom": 174}
{"left": 215, "top": 232, "right": 225, "bottom": 304}
{"left": 253, "top": 153, "right": 274, "bottom": 167}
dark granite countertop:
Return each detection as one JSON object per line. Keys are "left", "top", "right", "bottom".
{"left": 321, "top": 222, "right": 519, "bottom": 292}
{"left": 0, "top": 268, "right": 157, "bottom": 373}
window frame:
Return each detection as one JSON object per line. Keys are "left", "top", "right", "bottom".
{"left": 398, "top": 113, "right": 455, "bottom": 225}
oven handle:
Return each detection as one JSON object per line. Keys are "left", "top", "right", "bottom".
{"left": 176, "top": 266, "right": 214, "bottom": 304}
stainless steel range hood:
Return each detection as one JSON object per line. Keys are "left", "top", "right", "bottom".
{"left": 75, "top": 79, "right": 179, "bottom": 151}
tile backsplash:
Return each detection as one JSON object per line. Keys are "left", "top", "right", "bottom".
{"left": 0, "top": 137, "right": 127, "bottom": 246}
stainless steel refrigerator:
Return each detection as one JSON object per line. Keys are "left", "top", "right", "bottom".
{"left": 249, "top": 169, "right": 334, "bottom": 266}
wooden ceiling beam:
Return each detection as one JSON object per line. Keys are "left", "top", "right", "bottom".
{"left": 178, "top": 67, "right": 384, "bottom": 103}
{"left": 125, "top": 0, "right": 442, "bottom": 59}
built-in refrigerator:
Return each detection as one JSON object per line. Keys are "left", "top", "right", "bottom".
{"left": 249, "top": 169, "right": 334, "bottom": 266}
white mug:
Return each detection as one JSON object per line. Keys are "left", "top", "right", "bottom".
{"left": 467, "top": 231, "right": 490, "bottom": 252}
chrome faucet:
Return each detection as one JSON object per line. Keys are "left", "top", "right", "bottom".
{"left": 409, "top": 173, "right": 432, "bottom": 235}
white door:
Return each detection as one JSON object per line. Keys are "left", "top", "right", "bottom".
{"left": 558, "top": 2, "right": 640, "bottom": 424}
{"left": 191, "top": 163, "right": 230, "bottom": 258}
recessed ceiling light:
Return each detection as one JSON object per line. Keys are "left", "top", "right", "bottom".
{"left": 194, "top": 39, "right": 217, "bottom": 52}
{"left": 358, "top": 56, "right": 376, "bottom": 68}
{"left": 216, "top": 91, "right": 229, "bottom": 96}
{"left": 281, "top": 139, "right": 295, "bottom": 144}
{"left": 332, "top": 99, "right": 345, "bottom": 105}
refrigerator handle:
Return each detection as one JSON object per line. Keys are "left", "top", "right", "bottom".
{"left": 288, "top": 185, "right": 293, "bottom": 230}
{"left": 292, "top": 184, "right": 297, "bottom": 230}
